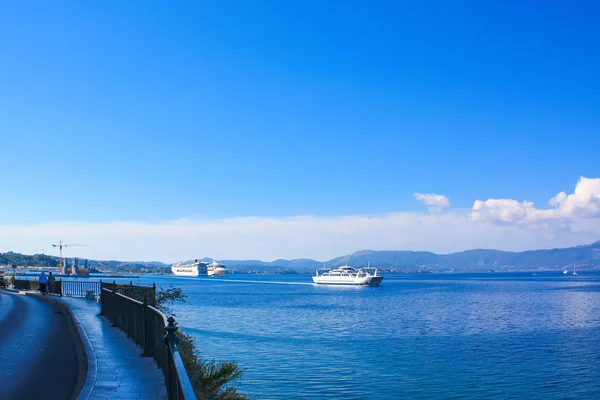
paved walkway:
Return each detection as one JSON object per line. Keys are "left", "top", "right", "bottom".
{"left": 59, "top": 297, "right": 167, "bottom": 400}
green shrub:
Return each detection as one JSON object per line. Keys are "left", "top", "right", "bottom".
{"left": 177, "top": 331, "right": 249, "bottom": 400}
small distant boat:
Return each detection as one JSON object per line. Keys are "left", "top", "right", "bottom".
{"left": 563, "top": 270, "right": 568, "bottom": 274}
{"left": 312, "top": 265, "right": 383, "bottom": 286}
{"left": 573, "top": 266, "right": 578, "bottom": 276}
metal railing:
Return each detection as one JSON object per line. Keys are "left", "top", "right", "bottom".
{"left": 11, "top": 278, "right": 155, "bottom": 302}
{"left": 101, "top": 281, "right": 157, "bottom": 306}
{"left": 101, "top": 288, "right": 196, "bottom": 400}
{"left": 61, "top": 280, "right": 100, "bottom": 297}
{"left": 12, "top": 278, "right": 62, "bottom": 295}
{"left": 13, "top": 279, "right": 39, "bottom": 291}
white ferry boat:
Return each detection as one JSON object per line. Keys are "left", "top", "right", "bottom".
{"left": 312, "top": 265, "right": 383, "bottom": 286}
{"left": 171, "top": 259, "right": 208, "bottom": 276}
{"left": 207, "top": 260, "right": 227, "bottom": 276}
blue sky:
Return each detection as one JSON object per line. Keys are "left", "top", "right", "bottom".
{"left": 1, "top": 1, "right": 599, "bottom": 261}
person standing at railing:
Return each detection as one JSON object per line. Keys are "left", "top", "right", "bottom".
{"left": 39, "top": 271, "right": 48, "bottom": 295}
{"left": 48, "top": 272, "right": 56, "bottom": 295}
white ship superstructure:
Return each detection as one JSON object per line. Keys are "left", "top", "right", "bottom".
{"left": 207, "top": 260, "right": 227, "bottom": 276}
{"left": 312, "top": 265, "right": 383, "bottom": 286}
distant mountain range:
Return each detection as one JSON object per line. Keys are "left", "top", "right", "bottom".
{"left": 324, "top": 241, "right": 600, "bottom": 272}
{"left": 3, "top": 241, "right": 600, "bottom": 273}
{"left": 190, "top": 241, "right": 600, "bottom": 273}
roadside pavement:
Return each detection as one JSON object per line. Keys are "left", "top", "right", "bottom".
{"left": 59, "top": 297, "right": 167, "bottom": 400}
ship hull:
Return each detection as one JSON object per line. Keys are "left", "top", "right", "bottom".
{"left": 171, "top": 267, "right": 200, "bottom": 276}
{"left": 312, "top": 276, "right": 382, "bottom": 286}
{"left": 208, "top": 267, "right": 227, "bottom": 277}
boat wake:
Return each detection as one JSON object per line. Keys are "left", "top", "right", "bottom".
{"left": 174, "top": 276, "right": 315, "bottom": 285}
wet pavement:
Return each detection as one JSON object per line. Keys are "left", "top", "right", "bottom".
{"left": 59, "top": 297, "right": 167, "bottom": 400}
{"left": 0, "top": 291, "right": 80, "bottom": 400}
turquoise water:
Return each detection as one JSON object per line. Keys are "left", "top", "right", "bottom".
{"left": 133, "top": 272, "right": 600, "bottom": 399}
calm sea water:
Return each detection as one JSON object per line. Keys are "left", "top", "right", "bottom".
{"left": 131, "top": 272, "right": 600, "bottom": 399}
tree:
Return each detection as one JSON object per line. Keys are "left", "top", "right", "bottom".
{"left": 155, "top": 286, "right": 187, "bottom": 316}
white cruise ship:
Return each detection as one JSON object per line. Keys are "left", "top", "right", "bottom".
{"left": 171, "top": 259, "right": 208, "bottom": 276}
{"left": 207, "top": 260, "right": 227, "bottom": 276}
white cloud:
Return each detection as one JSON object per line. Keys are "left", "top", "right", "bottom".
{"left": 1, "top": 210, "right": 599, "bottom": 263}
{"left": 413, "top": 193, "right": 450, "bottom": 213}
{"left": 2, "top": 178, "right": 600, "bottom": 263}
{"left": 549, "top": 177, "right": 600, "bottom": 218}
{"left": 470, "top": 177, "right": 600, "bottom": 226}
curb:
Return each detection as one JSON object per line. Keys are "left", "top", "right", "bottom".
{"left": 25, "top": 293, "right": 92, "bottom": 400}
{"left": 64, "top": 300, "right": 98, "bottom": 400}
{"left": 0, "top": 287, "right": 26, "bottom": 294}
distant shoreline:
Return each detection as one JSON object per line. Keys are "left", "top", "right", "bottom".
{"left": 12, "top": 273, "right": 140, "bottom": 279}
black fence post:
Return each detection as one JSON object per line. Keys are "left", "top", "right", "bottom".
{"left": 112, "top": 282, "right": 118, "bottom": 327}
{"left": 99, "top": 288, "right": 104, "bottom": 315}
{"left": 164, "top": 316, "right": 180, "bottom": 399}
{"left": 99, "top": 279, "right": 104, "bottom": 315}
{"left": 153, "top": 282, "right": 157, "bottom": 306}
{"left": 164, "top": 316, "right": 179, "bottom": 344}
{"left": 141, "top": 295, "right": 149, "bottom": 356}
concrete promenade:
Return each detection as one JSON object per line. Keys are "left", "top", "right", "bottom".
{"left": 58, "top": 297, "right": 167, "bottom": 400}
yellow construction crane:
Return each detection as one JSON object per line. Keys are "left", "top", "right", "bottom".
{"left": 52, "top": 240, "right": 88, "bottom": 274}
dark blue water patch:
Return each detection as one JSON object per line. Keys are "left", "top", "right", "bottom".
{"left": 186, "top": 326, "right": 600, "bottom": 399}
{"left": 544, "top": 284, "right": 600, "bottom": 292}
